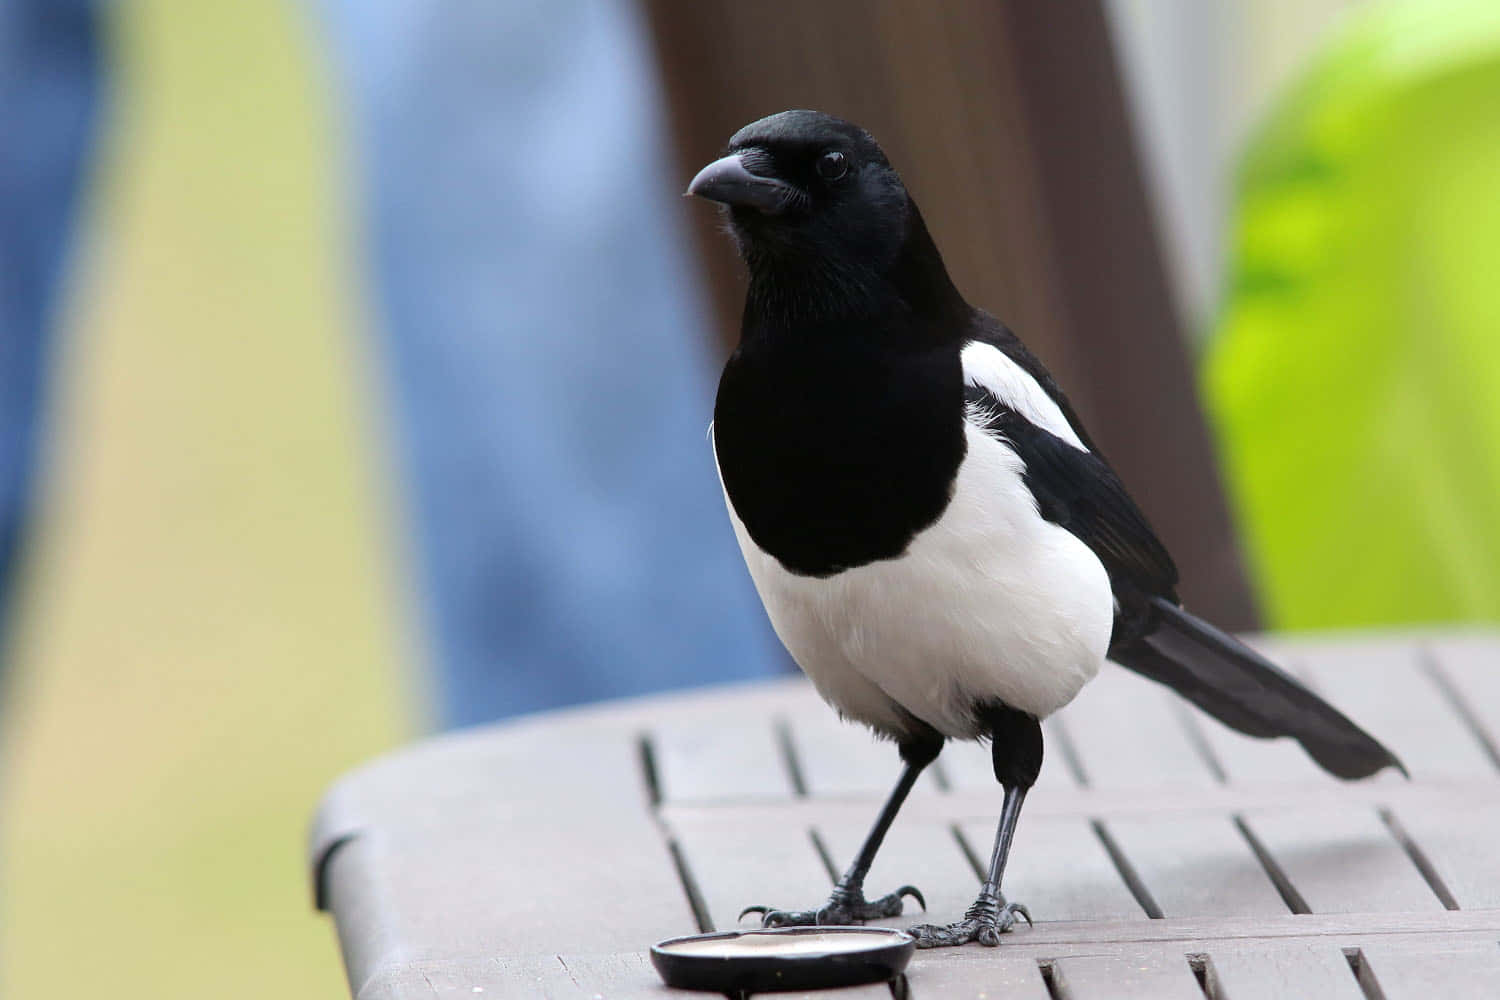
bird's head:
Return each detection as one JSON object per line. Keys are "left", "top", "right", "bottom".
{"left": 688, "top": 110, "right": 961, "bottom": 325}
{"left": 688, "top": 112, "right": 910, "bottom": 281}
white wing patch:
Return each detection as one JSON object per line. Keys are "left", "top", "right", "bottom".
{"left": 960, "top": 340, "right": 1087, "bottom": 451}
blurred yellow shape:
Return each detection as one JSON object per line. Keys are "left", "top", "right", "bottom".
{"left": 2, "top": 1, "right": 414, "bottom": 997}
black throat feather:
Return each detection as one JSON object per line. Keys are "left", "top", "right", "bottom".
{"left": 736, "top": 197, "right": 968, "bottom": 341}
{"left": 713, "top": 197, "right": 972, "bottom": 577}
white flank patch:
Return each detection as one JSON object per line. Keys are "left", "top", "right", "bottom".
{"left": 959, "top": 340, "right": 1087, "bottom": 451}
{"left": 714, "top": 425, "right": 1113, "bottom": 741}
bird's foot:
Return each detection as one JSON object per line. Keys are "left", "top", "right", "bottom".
{"left": 908, "top": 895, "right": 1030, "bottom": 948}
{"left": 740, "top": 884, "right": 925, "bottom": 927}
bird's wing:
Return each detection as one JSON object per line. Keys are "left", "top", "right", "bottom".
{"left": 960, "top": 339, "right": 1179, "bottom": 612}
{"left": 964, "top": 313, "right": 1105, "bottom": 453}
{"left": 961, "top": 326, "right": 1401, "bottom": 780}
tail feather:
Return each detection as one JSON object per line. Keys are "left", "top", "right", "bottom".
{"left": 1112, "top": 597, "right": 1406, "bottom": 780}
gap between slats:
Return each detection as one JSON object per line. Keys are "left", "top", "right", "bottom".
{"left": 775, "top": 716, "right": 811, "bottom": 797}
{"left": 1040, "top": 952, "right": 1218, "bottom": 999}
{"left": 1232, "top": 814, "right": 1311, "bottom": 915}
{"left": 1174, "top": 702, "right": 1229, "bottom": 784}
{"left": 1039, "top": 960, "right": 1062, "bottom": 999}
{"left": 1049, "top": 714, "right": 1092, "bottom": 788}
{"left": 1343, "top": 947, "right": 1386, "bottom": 1000}
{"left": 1377, "top": 807, "right": 1460, "bottom": 911}
{"left": 1186, "top": 953, "right": 1217, "bottom": 999}
{"left": 1236, "top": 805, "right": 1458, "bottom": 915}
{"left": 638, "top": 733, "right": 715, "bottom": 932}
{"left": 1417, "top": 644, "right": 1500, "bottom": 774}
{"left": 1090, "top": 820, "right": 1164, "bottom": 919}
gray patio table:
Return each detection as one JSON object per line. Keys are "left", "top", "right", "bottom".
{"left": 311, "top": 632, "right": 1500, "bottom": 998}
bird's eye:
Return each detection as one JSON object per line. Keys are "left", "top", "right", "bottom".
{"left": 816, "top": 150, "right": 849, "bottom": 182}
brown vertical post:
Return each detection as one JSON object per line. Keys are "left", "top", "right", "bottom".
{"left": 642, "top": 0, "right": 1259, "bottom": 629}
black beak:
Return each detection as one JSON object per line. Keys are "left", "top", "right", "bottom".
{"left": 686, "top": 152, "right": 795, "bottom": 215}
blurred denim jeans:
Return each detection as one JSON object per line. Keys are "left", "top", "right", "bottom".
{"left": 2, "top": 0, "right": 784, "bottom": 726}
{"left": 311, "top": 0, "right": 785, "bottom": 727}
{"left": 0, "top": 0, "right": 102, "bottom": 678}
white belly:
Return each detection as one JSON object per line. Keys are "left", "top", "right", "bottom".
{"left": 722, "top": 424, "right": 1113, "bottom": 741}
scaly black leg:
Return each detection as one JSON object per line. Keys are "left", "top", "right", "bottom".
{"left": 741, "top": 730, "right": 942, "bottom": 927}
{"left": 910, "top": 703, "right": 1041, "bottom": 948}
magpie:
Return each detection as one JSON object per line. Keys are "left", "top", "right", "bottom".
{"left": 688, "top": 110, "right": 1404, "bottom": 949}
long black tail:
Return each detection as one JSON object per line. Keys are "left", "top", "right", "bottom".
{"left": 1112, "top": 597, "right": 1406, "bottom": 780}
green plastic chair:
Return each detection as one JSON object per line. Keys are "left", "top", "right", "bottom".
{"left": 1205, "top": 0, "right": 1500, "bottom": 629}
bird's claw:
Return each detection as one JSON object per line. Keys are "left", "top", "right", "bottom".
{"left": 738, "top": 884, "right": 926, "bottom": 927}
{"left": 908, "top": 897, "right": 1030, "bottom": 948}
{"left": 893, "top": 884, "right": 927, "bottom": 913}
{"left": 761, "top": 907, "right": 816, "bottom": 928}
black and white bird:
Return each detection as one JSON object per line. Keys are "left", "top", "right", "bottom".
{"left": 688, "top": 110, "right": 1403, "bottom": 949}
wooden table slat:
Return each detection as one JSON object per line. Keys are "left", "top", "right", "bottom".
{"left": 509, "top": 952, "right": 669, "bottom": 1000}
{"left": 1205, "top": 942, "right": 1366, "bottom": 1000}
{"left": 667, "top": 809, "right": 834, "bottom": 933}
{"left": 1360, "top": 940, "right": 1500, "bottom": 1000}
{"left": 1049, "top": 950, "right": 1206, "bottom": 1000}
{"left": 1297, "top": 639, "right": 1497, "bottom": 778}
{"left": 652, "top": 717, "right": 793, "bottom": 803}
{"left": 1241, "top": 806, "right": 1445, "bottom": 914}
{"left": 311, "top": 722, "right": 694, "bottom": 985}
{"left": 784, "top": 705, "right": 945, "bottom": 798}
{"left": 1423, "top": 636, "right": 1500, "bottom": 769}
{"left": 935, "top": 738, "right": 997, "bottom": 793}
{"left": 1103, "top": 813, "right": 1288, "bottom": 918}
{"left": 1057, "top": 665, "right": 1222, "bottom": 789}
{"left": 1381, "top": 802, "right": 1500, "bottom": 910}
{"left": 770, "top": 985, "right": 895, "bottom": 999}
{"left": 904, "top": 953, "right": 1052, "bottom": 999}
{"left": 384, "top": 953, "right": 898, "bottom": 1000}
{"left": 956, "top": 817, "right": 1145, "bottom": 923}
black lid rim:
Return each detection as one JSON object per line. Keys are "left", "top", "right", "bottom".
{"left": 650, "top": 927, "right": 916, "bottom": 993}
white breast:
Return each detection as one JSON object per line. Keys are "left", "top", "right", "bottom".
{"left": 716, "top": 419, "right": 1114, "bottom": 741}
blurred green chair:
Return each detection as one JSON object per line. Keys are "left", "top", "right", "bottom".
{"left": 1205, "top": 0, "right": 1500, "bottom": 630}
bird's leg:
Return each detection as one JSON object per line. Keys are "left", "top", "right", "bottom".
{"left": 910, "top": 704, "right": 1040, "bottom": 948}
{"left": 910, "top": 784, "right": 1031, "bottom": 946}
{"left": 741, "top": 732, "right": 941, "bottom": 927}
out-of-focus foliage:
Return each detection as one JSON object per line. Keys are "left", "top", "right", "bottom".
{"left": 1206, "top": 0, "right": 1500, "bottom": 629}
